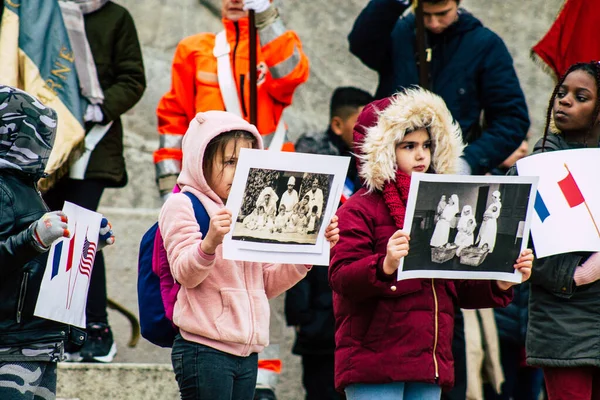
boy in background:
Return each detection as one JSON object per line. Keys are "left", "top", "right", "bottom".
{"left": 285, "top": 87, "right": 373, "bottom": 400}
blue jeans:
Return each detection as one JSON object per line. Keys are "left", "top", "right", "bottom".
{"left": 171, "top": 334, "right": 258, "bottom": 400}
{"left": 345, "top": 382, "right": 442, "bottom": 400}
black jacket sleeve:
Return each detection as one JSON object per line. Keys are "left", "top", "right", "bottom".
{"left": 98, "top": 8, "right": 146, "bottom": 123}
{"left": 0, "top": 187, "right": 44, "bottom": 274}
{"left": 461, "top": 34, "right": 530, "bottom": 174}
{"left": 348, "top": 0, "right": 410, "bottom": 72}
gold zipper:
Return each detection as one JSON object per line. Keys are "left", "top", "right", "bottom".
{"left": 431, "top": 278, "right": 439, "bottom": 380}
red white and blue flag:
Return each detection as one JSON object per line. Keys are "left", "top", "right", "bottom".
{"left": 34, "top": 202, "right": 102, "bottom": 328}
{"left": 78, "top": 233, "right": 97, "bottom": 278}
{"left": 340, "top": 177, "right": 355, "bottom": 204}
{"left": 517, "top": 150, "right": 600, "bottom": 258}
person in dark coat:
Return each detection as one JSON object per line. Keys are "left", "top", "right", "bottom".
{"left": 348, "top": 0, "right": 530, "bottom": 176}
{"left": 296, "top": 87, "right": 374, "bottom": 199}
{"left": 0, "top": 85, "right": 113, "bottom": 399}
{"left": 42, "top": 1, "right": 146, "bottom": 363}
{"left": 517, "top": 62, "right": 600, "bottom": 399}
{"left": 286, "top": 87, "right": 373, "bottom": 400}
{"left": 483, "top": 137, "right": 544, "bottom": 400}
{"left": 285, "top": 267, "right": 340, "bottom": 400}
{"left": 330, "top": 88, "right": 533, "bottom": 398}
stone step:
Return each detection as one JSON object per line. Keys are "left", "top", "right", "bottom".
{"left": 57, "top": 363, "right": 179, "bottom": 400}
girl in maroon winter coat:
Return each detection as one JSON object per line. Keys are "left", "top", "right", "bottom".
{"left": 329, "top": 88, "right": 533, "bottom": 400}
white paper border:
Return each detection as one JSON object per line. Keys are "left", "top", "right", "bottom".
{"left": 223, "top": 149, "right": 350, "bottom": 265}
{"left": 398, "top": 173, "right": 538, "bottom": 283}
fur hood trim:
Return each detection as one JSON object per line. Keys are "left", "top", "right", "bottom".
{"left": 359, "top": 88, "right": 465, "bottom": 191}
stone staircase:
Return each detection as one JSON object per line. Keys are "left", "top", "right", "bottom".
{"left": 51, "top": 0, "right": 564, "bottom": 398}
{"left": 57, "top": 363, "right": 178, "bottom": 400}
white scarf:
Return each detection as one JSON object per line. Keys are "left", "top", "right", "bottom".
{"left": 69, "top": 0, "right": 110, "bottom": 15}
{"left": 58, "top": 0, "right": 109, "bottom": 105}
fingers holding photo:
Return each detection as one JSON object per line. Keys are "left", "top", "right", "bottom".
{"left": 325, "top": 215, "right": 340, "bottom": 248}
{"left": 514, "top": 248, "right": 534, "bottom": 283}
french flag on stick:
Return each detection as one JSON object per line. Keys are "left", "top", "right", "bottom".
{"left": 558, "top": 164, "right": 600, "bottom": 237}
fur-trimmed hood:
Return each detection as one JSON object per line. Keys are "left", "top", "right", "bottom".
{"left": 358, "top": 88, "right": 465, "bottom": 192}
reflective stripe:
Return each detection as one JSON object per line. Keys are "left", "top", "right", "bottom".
{"left": 269, "top": 46, "right": 301, "bottom": 79}
{"left": 155, "top": 159, "right": 181, "bottom": 178}
{"left": 267, "top": 118, "right": 287, "bottom": 152}
{"left": 214, "top": 30, "right": 243, "bottom": 117}
{"left": 258, "top": 19, "right": 286, "bottom": 47}
{"left": 159, "top": 133, "right": 183, "bottom": 150}
{"left": 256, "top": 368, "right": 279, "bottom": 389}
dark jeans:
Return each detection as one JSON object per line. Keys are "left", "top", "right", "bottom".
{"left": 484, "top": 340, "right": 544, "bottom": 400}
{"left": 43, "top": 178, "right": 108, "bottom": 324}
{"left": 302, "top": 354, "right": 342, "bottom": 400}
{"left": 171, "top": 334, "right": 259, "bottom": 400}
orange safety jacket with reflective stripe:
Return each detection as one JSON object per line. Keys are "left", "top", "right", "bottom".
{"left": 154, "top": 16, "right": 309, "bottom": 178}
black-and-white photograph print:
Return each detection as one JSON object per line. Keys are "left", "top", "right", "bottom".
{"left": 399, "top": 174, "right": 538, "bottom": 282}
{"left": 232, "top": 168, "right": 334, "bottom": 245}
{"left": 223, "top": 148, "right": 350, "bottom": 265}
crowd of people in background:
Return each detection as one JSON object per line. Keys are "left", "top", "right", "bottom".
{"left": 1, "top": 0, "right": 600, "bottom": 399}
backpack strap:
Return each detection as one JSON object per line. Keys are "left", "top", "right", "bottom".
{"left": 182, "top": 192, "right": 210, "bottom": 234}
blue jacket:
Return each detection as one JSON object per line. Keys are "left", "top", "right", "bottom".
{"left": 348, "top": 0, "right": 530, "bottom": 174}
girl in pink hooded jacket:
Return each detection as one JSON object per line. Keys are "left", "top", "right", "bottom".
{"left": 159, "top": 111, "right": 339, "bottom": 400}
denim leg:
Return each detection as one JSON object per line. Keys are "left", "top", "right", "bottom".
{"left": 231, "top": 351, "right": 258, "bottom": 400}
{"left": 171, "top": 335, "right": 258, "bottom": 400}
{"left": 404, "top": 382, "right": 442, "bottom": 399}
{"left": 345, "top": 382, "right": 441, "bottom": 400}
{"left": 345, "top": 382, "right": 405, "bottom": 400}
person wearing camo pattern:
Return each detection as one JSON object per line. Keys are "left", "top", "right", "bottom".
{"left": 0, "top": 85, "right": 88, "bottom": 400}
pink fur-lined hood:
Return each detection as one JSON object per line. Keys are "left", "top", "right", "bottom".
{"left": 358, "top": 88, "right": 465, "bottom": 192}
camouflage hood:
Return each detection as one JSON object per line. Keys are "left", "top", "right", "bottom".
{"left": 0, "top": 85, "right": 58, "bottom": 178}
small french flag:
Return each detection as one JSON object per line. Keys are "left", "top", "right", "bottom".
{"left": 340, "top": 177, "right": 355, "bottom": 204}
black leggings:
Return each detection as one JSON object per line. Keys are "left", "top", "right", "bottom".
{"left": 43, "top": 178, "right": 108, "bottom": 324}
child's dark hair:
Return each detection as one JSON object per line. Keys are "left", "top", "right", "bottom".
{"left": 203, "top": 130, "right": 257, "bottom": 181}
{"left": 311, "top": 205, "right": 318, "bottom": 213}
{"left": 330, "top": 87, "right": 374, "bottom": 120}
{"left": 541, "top": 61, "right": 600, "bottom": 150}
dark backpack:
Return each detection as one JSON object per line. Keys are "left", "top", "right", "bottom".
{"left": 137, "top": 192, "right": 209, "bottom": 347}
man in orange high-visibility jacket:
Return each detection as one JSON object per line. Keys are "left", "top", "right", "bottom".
{"left": 154, "top": 0, "right": 309, "bottom": 200}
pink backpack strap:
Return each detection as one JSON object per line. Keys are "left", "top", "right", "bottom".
{"left": 152, "top": 226, "right": 180, "bottom": 322}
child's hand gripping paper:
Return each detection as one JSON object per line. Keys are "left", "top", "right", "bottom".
{"left": 383, "top": 230, "right": 411, "bottom": 275}
{"left": 200, "top": 208, "right": 232, "bottom": 255}
{"left": 324, "top": 215, "right": 340, "bottom": 249}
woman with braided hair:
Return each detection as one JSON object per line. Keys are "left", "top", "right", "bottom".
{"left": 516, "top": 61, "right": 600, "bottom": 399}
